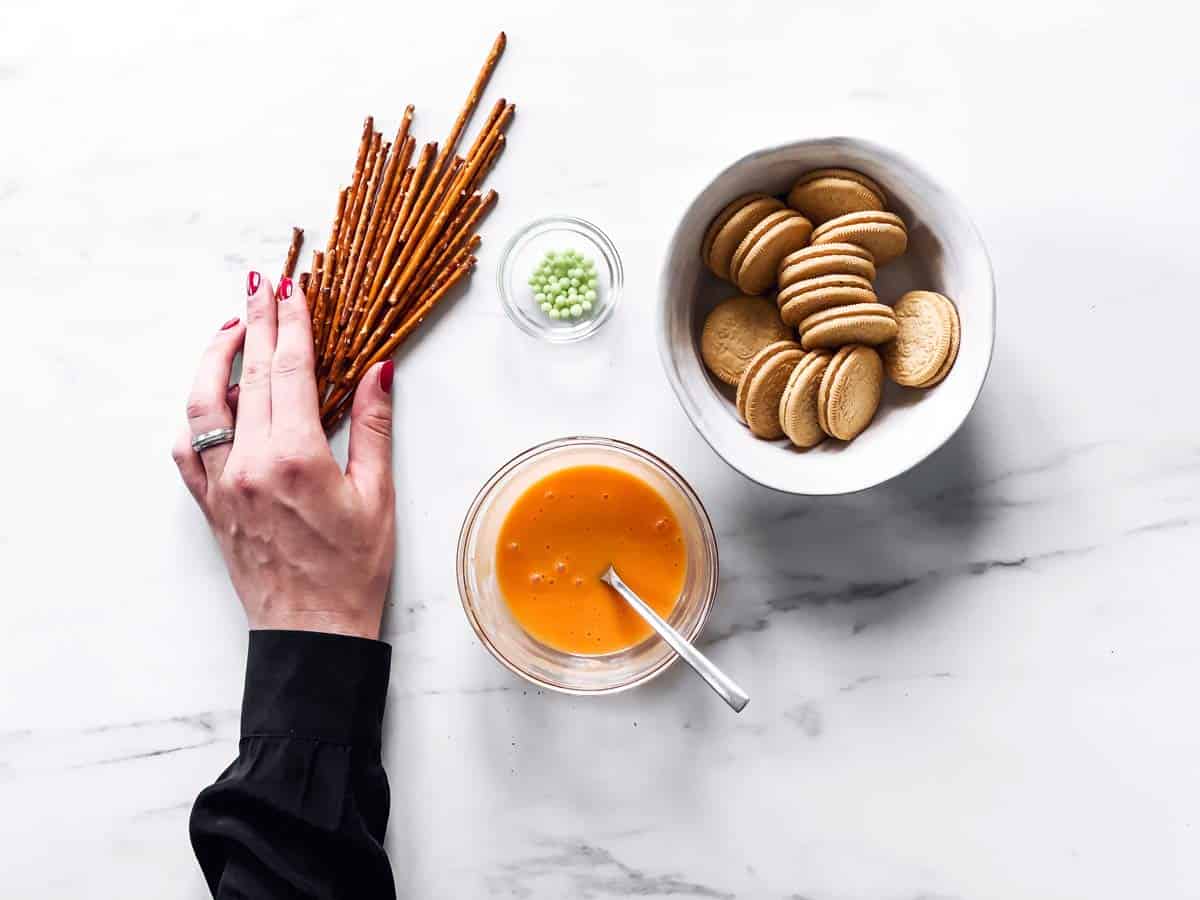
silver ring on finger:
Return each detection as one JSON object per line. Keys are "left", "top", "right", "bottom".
{"left": 191, "top": 426, "right": 236, "bottom": 454}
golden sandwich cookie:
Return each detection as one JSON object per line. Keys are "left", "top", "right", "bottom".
{"left": 705, "top": 196, "right": 786, "bottom": 281}
{"left": 818, "top": 345, "right": 884, "bottom": 441}
{"left": 778, "top": 274, "right": 876, "bottom": 327}
{"left": 736, "top": 341, "right": 798, "bottom": 420}
{"left": 779, "top": 350, "right": 833, "bottom": 449}
{"left": 882, "top": 290, "right": 960, "bottom": 388}
{"left": 702, "top": 194, "right": 770, "bottom": 268}
{"left": 736, "top": 340, "right": 798, "bottom": 423}
{"left": 700, "top": 295, "right": 792, "bottom": 386}
{"left": 798, "top": 303, "right": 898, "bottom": 350}
{"left": 811, "top": 211, "right": 908, "bottom": 266}
{"left": 737, "top": 342, "right": 807, "bottom": 440}
{"left": 787, "top": 168, "right": 886, "bottom": 226}
{"left": 731, "top": 211, "right": 813, "bottom": 295}
{"left": 778, "top": 242, "right": 876, "bottom": 288}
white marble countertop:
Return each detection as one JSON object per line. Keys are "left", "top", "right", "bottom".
{"left": 3, "top": 1, "right": 1198, "bottom": 897}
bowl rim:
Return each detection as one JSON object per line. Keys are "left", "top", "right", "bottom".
{"left": 455, "top": 435, "right": 720, "bottom": 695}
{"left": 656, "top": 136, "right": 997, "bottom": 496}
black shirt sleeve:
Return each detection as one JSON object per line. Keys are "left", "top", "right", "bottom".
{"left": 190, "top": 630, "right": 395, "bottom": 899}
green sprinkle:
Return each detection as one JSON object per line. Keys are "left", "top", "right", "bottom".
{"left": 529, "top": 248, "right": 602, "bottom": 322}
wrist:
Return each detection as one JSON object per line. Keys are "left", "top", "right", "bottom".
{"left": 250, "top": 610, "right": 381, "bottom": 641}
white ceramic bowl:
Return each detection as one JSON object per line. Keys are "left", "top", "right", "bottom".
{"left": 658, "top": 138, "right": 996, "bottom": 495}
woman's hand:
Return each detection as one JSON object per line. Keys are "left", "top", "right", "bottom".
{"left": 172, "top": 272, "right": 396, "bottom": 640}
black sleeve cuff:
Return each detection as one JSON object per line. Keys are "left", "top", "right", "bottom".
{"left": 240, "top": 629, "right": 391, "bottom": 749}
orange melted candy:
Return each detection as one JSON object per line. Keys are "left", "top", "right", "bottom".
{"left": 496, "top": 465, "right": 687, "bottom": 654}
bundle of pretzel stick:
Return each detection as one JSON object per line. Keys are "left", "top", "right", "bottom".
{"left": 278, "top": 32, "right": 513, "bottom": 431}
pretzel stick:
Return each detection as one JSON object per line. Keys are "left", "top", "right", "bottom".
{"left": 404, "top": 235, "right": 480, "bottom": 314}
{"left": 324, "top": 134, "right": 389, "bottom": 383}
{"left": 316, "top": 248, "right": 337, "bottom": 353}
{"left": 344, "top": 155, "right": 467, "bottom": 368}
{"left": 409, "top": 193, "right": 494, "bottom": 306}
{"left": 332, "top": 130, "right": 380, "bottom": 307}
{"left": 356, "top": 142, "right": 438, "bottom": 345}
{"left": 472, "top": 133, "right": 506, "bottom": 192}
{"left": 400, "top": 33, "right": 505, "bottom": 248}
{"left": 327, "top": 119, "right": 374, "bottom": 304}
{"left": 343, "top": 235, "right": 481, "bottom": 386}
{"left": 386, "top": 166, "right": 414, "bottom": 237}
{"left": 328, "top": 137, "right": 405, "bottom": 381}
{"left": 334, "top": 200, "right": 478, "bottom": 379}
{"left": 321, "top": 132, "right": 383, "bottom": 372}
{"left": 395, "top": 192, "right": 491, "bottom": 322}
{"left": 385, "top": 103, "right": 513, "bottom": 309}
{"left": 381, "top": 136, "right": 416, "bottom": 229}
{"left": 343, "top": 138, "right": 399, "bottom": 315}
{"left": 390, "top": 145, "right": 472, "bottom": 278}
{"left": 464, "top": 97, "right": 507, "bottom": 165}
{"left": 363, "top": 136, "right": 416, "bottom": 292}
{"left": 282, "top": 227, "right": 304, "bottom": 280}
{"left": 308, "top": 250, "right": 326, "bottom": 343}
{"left": 315, "top": 188, "right": 348, "bottom": 350}
{"left": 379, "top": 109, "right": 414, "bottom": 215}
{"left": 321, "top": 257, "right": 476, "bottom": 425}
{"left": 341, "top": 247, "right": 476, "bottom": 393}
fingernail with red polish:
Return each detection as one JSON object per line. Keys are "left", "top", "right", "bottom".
{"left": 380, "top": 360, "right": 394, "bottom": 394}
{"left": 278, "top": 277, "right": 293, "bottom": 300}
{"left": 221, "top": 317, "right": 240, "bottom": 331}
{"left": 247, "top": 271, "right": 261, "bottom": 295}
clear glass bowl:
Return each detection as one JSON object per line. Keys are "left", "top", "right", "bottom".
{"left": 457, "top": 436, "right": 719, "bottom": 695}
{"left": 497, "top": 216, "right": 623, "bottom": 342}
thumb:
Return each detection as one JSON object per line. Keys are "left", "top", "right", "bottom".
{"left": 346, "top": 360, "right": 395, "bottom": 504}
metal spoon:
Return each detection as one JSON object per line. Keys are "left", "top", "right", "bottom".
{"left": 600, "top": 565, "right": 749, "bottom": 713}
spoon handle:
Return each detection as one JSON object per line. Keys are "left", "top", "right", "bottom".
{"left": 601, "top": 566, "right": 749, "bottom": 713}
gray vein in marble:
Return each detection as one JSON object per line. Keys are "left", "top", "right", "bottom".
{"left": 921, "top": 439, "right": 1115, "bottom": 506}
{"left": 839, "top": 674, "right": 881, "bottom": 692}
{"left": 79, "top": 738, "right": 220, "bottom": 769}
{"left": 783, "top": 702, "right": 823, "bottom": 737}
{"left": 488, "top": 837, "right": 734, "bottom": 899}
{"left": 1124, "top": 516, "right": 1193, "bottom": 535}
{"left": 132, "top": 800, "right": 195, "bottom": 820}
{"left": 0, "top": 710, "right": 237, "bottom": 778}
{"left": 703, "top": 540, "right": 1106, "bottom": 646}
{"left": 82, "top": 710, "right": 229, "bottom": 735}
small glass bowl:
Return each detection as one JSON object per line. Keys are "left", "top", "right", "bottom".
{"left": 456, "top": 436, "right": 719, "bottom": 696}
{"left": 497, "top": 216, "right": 623, "bottom": 343}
